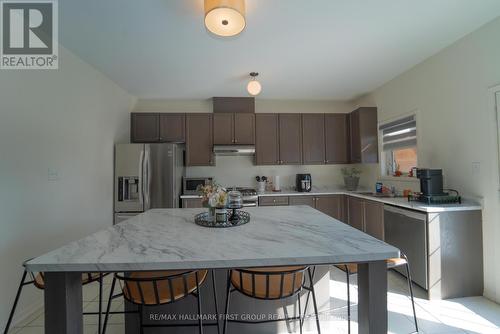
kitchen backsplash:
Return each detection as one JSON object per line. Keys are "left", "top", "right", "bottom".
{"left": 185, "top": 155, "right": 379, "bottom": 190}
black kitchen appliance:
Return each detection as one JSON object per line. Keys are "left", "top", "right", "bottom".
{"left": 417, "top": 169, "right": 444, "bottom": 195}
{"left": 410, "top": 168, "right": 461, "bottom": 204}
{"left": 296, "top": 174, "right": 312, "bottom": 192}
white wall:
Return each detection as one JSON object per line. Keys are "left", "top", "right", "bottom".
{"left": 354, "top": 17, "right": 500, "bottom": 302}
{"left": 134, "top": 98, "right": 368, "bottom": 189}
{"left": 0, "top": 46, "right": 135, "bottom": 329}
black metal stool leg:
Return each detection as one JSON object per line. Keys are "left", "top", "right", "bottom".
{"left": 211, "top": 270, "right": 220, "bottom": 334}
{"left": 102, "top": 276, "right": 116, "bottom": 334}
{"left": 98, "top": 274, "right": 103, "bottom": 334}
{"left": 4, "top": 270, "right": 28, "bottom": 334}
{"left": 344, "top": 266, "right": 351, "bottom": 334}
{"left": 307, "top": 267, "right": 321, "bottom": 334}
{"left": 298, "top": 292, "right": 303, "bottom": 334}
{"left": 403, "top": 257, "right": 419, "bottom": 333}
{"left": 138, "top": 304, "right": 144, "bottom": 334}
{"left": 195, "top": 272, "right": 203, "bottom": 334}
{"left": 223, "top": 271, "right": 232, "bottom": 334}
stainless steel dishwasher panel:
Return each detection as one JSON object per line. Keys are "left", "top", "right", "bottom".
{"left": 384, "top": 205, "right": 428, "bottom": 289}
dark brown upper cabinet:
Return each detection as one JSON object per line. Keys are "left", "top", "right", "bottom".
{"left": 131, "top": 113, "right": 159, "bottom": 143}
{"left": 159, "top": 113, "right": 185, "bottom": 143}
{"left": 213, "top": 113, "right": 255, "bottom": 145}
{"left": 325, "top": 114, "right": 349, "bottom": 164}
{"left": 278, "top": 114, "right": 302, "bottom": 165}
{"left": 186, "top": 114, "right": 213, "bottom": 166}
{"left": 131, "top": 113, "right": 186, "bottom": 143}
{"left": 255, "top": 114, "right": 279, "bottom": 165}
{"left": 213, "top": 97, "right": 255, "bottom": 114}
{"left": 213, "top": 113, "right": 234, "bottom": 145}
{"left": 302, "top": 114, "right": 326, "bottom": 164}
{"left": 349, "top": 107, "right": 378, "bottom": 163}
{"left": 234, "top": 113, "right": 255, "bottom": 144}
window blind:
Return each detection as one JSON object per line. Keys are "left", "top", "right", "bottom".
{"left": 379, "top": 115, "right": 416, "bottom": 151}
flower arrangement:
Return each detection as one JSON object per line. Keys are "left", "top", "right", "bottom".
{"left": 197, "top": 183, "right": 227, "bottom": 208}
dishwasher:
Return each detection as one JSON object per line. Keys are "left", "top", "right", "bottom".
{"left": 384, "top": 205, "right": 428, "bottom": 290}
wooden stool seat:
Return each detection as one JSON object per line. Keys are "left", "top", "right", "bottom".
{"left": 231, "top": 266, "right": 305, "bottom": 299}
{"left": 33, "top": 272, "right": 103, "bottom": 289}
{"left": 119, "top": 270, "right": 208, "bottom": 305}
{"left": 335, "top": 257, "right": 408, "bottom": 274}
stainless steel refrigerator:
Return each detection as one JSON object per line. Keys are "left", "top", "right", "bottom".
{"left": 114, "top": 143, "right": 184, "bottom": 224}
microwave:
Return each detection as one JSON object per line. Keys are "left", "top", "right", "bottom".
{"left": 183, "top": 177, "right": 213, "bottom": 195}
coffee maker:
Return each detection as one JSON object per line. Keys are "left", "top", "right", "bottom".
{"left": 417, "top": 169, "right": 444, "bottom": 195}
{"left": 296, "top": 174, "right": 312, "bottom": 192}
{"left": 411, "top": 168, "right": 461, "bottom": 204}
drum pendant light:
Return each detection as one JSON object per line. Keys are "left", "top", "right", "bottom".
{"left": 247, "top": 72, "right": 262, "bottom": 96}
{"left": 204, "top": 0, "right": 246, "bottom": 37}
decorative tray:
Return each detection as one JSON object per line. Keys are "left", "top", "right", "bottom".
{"left": 194, "top": 209, "right": 250, "bottom": 228}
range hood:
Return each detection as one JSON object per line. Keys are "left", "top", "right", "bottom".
{"left": 213, "top": 145, "right": 255, "bottom": 156}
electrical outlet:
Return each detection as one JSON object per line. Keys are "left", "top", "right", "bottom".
{"left": 48, "top": 168, "right": 60, "bottom": 181}
{"left": 472, "top": 162, "right": 480, "bottom": 176}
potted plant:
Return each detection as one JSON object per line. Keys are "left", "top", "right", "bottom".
{"left": 341, "top": 167, "right": 362, "bottom": 191}
{"left": 197, "top": 183, "right": 227, "bottom": 221}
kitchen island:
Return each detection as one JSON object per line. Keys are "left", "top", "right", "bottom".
{"left": 25, "top": 206, "right": 399, "bottom": 334}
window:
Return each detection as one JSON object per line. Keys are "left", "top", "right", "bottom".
{"left": 379, "top": 115, "right": 417, "bottom": 176}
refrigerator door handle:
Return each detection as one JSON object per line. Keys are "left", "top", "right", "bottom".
{"left": 138, "top": 149, "right": 144, "bottom": 206}
{"left": 144, "top": 146, "right": 151, "bottom": 210}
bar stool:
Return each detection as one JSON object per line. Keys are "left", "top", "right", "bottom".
{"left": 103, "top": 269, "right": 220, "bottom": 334}
{"left": 335, "top": 253, "right": 418, "bottom": 334}
{"left": 4, "top": 269, "right": 107, "bottom": 334}
{"left": 223, "top": 266, "right": 321, "bottom": 334}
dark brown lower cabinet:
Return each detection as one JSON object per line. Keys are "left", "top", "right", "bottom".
{"left": 285, "top": 195, "right": 343, "bottom": 220}
{"left": 182, "top": 198, "right": 203, "bottom": 208}
{"left": 347, "top": 196, "right": 365, "bottom": 231}
{"left": 314, "top": 196, "right": 343, "bottom": 220}
{"left": 289, "top": 196, "right": 315, "bottom": 207}
{"left": 364, "top": 200, "right": 384, "bottom": 240}
{"left": 347, "top": 196, "right": 384, "bottom": 240}
{"left": 258, "top": 196, "right": 289, "bottom": 206}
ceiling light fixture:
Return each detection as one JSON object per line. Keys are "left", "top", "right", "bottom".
{"left": 247, "top": 72, "right": 262, "bottom": 96}
{"left": 204, "top": 0, "right": 246, "bottom": 37}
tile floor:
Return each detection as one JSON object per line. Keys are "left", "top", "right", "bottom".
{"left": 7, "top": 268, "right": 500, "bottom": 334}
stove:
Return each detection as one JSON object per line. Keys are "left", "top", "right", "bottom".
{"left": 227, "top": 186, "right": 258, "bottom": 207}
{"left": 408, "top": 192, "right": 461, "bottom": 205}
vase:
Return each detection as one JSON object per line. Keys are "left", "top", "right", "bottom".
{"left": 344, "top": 176, "right": 360, "bottom": 191}
{"left": 207, "top": 207, "right": 216, "bottom": 221}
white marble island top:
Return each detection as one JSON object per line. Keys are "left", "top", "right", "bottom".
{"left": 24, "top": 206, "right": 399, "bottom": 273}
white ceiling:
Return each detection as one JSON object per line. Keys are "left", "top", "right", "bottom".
{"left": 59, "top": 0, "right": 500, "bottom": 100}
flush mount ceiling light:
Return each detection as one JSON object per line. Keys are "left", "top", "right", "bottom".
{"left": 247, "top": 72, "right": 262, "bottom": 96}
{"left": 204, "top": 0, "right": 246, "bottom": 37}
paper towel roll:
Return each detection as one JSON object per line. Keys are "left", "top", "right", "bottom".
{"left": 274, "top": 175, "right": 281, "bottom": 191}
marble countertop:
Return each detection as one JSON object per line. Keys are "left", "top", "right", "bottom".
{"left": 24, "top": 206, "right": 399, "bottom": 273}
{"left": 181, "top": 187, "right": 482, "bottom": 213}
